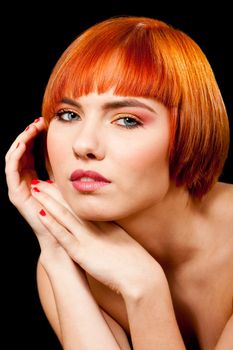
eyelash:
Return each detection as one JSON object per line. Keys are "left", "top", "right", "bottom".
{"left": 115, "top": 116, "right": 142, "bottom": 129}
{"left": 54, "top": 109, "right": 143, "bottom": 129}
{"left": 55, "top": 109, "right": 80, "bottom": 122}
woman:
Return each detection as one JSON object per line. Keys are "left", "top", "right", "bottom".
{"left": 5, "top": 16, "right": 233, "bottom": 349}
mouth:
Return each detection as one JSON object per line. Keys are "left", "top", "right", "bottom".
{"left": 70, "top": 169, "right": 111, "bottom": 193}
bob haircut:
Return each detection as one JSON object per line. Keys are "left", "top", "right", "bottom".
{"left": 42, "top": 16, "right": 230, "bottom": 198}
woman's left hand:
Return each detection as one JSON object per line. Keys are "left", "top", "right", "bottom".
{"left": 31, "top": 181, "right": 162, "bottom": 297}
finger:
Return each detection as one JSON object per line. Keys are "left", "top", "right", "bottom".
{"left": 31, "top": 180, "right": 73, "bottom": 212}
{"left": 31, "top": 187, "right": 83, "bottom": 230}
{"left": 5, "top": 117, "right": 47, "bottom": 192}
{"left": 6, "top": 117, "right": 46, "bottom": 159}
{"left": 38, "top": 208, "right": 82, "bottom": 262}
{"left": 5, "top": 141, "right": 39, "bottom": 206}
{"left": 5, "top": 141, "right": 27, "bottom": 189}
{"left": 5, "top": 117, "right": 47, "bottom": 161}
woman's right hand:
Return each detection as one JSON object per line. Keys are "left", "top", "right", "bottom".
{"left": 4, "top": 117, "right": 58, "bottom": 249}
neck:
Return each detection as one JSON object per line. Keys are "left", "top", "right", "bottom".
{"left": 116, "top": 186, "right": 205, "bottom": 268}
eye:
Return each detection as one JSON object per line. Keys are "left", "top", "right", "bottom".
{"left": 114, "top": 115, "right": 142, "bottom": 129}
{"left": 55, "top": 109, "right": 80, "bottom": 122}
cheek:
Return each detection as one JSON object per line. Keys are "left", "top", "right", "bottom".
{"left": 47, "top": 136, "right": 58, "bottom": 164}
{"left": 116, "top": 135, "right": 170, "bottom": 173}
{"left": 46, "top": 130, "right": 68, "bottom": 172}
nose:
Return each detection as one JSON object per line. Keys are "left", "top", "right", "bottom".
{"left": 72, "top": 122, "right": 105, "bottom": 160}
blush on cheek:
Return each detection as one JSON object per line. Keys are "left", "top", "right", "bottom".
{"left": 123, "top": 141, "right": 169, "bottom": 173}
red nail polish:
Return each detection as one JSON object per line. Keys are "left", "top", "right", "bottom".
{"left": 39, "top": 209, "right": 46, "bottom": 216}
{"left": 31, "top": 179, "right": 40, "bottom": 184}
{"left": 45, "top": 179, "right": 54, "bottom": 184}
{"left": 34, "top": 117, "right": 40, "bottom": 123}
{"left": 32, "top": 187, "right": 40, "bottom": 192}
{"left": 25, "top": 126, "right": 30, "bottom": 131}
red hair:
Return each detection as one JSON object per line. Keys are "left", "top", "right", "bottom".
{"left": 42, "top": 16, "right": 229, "bottom": 198}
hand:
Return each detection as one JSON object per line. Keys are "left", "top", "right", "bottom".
{"left": 5, "top": 118, "right": 58, "bottom": 249}
{"left": 31, "top": 181, "right": 163, "bottom": 297}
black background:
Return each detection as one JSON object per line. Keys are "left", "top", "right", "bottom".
{"left": 1, "top": 2, "right": 232, "bottom": 349}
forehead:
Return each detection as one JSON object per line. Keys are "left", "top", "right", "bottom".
{"left": 60, "top": 90, "right": 168, "bottom": 115}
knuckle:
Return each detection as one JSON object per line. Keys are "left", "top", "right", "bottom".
{"left": 8, "top": 191, "right": 22, "bottom": 207}
{"left": 8, "top": 190, "right": 18, "bottom": 204}
{"left": 4, "top": 163, "right": 12, "bottom": 176}
{"left": 5, "top": 155, "right": 11, "bottom": 167}
{"left": 59, "top": 206, "right": 70, "bottom": 218}
{"left": 59, "top": 231, "right": 73, "bottom": 246}
{"left": 69, "top": 241, "right": 81, "bottom": 262}
{"left": 55, "top": 229, "right": 80, "bottom": 261}
{"left": 5, "top": 153, "right": 9, "bottom": 162}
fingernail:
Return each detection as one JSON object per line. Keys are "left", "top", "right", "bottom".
{"left": 45, "top": 179, "right": 54, "bottom": 184}
{"left": 39, "top": 209, "right": 46, "bottom": 216}
{"left": 16, "top": 142, "right": 20, "bottom": 149}
{"left": 32, "top": 187, "right": 40, "bottom": 192}
{"left": 34, "top": 117, "right": 40, "bottom": 123}
{"left": 31, "top": 179, "right": 40, "bottom": 184}
{"left": 25, "top": 126, "right": 30, "bottom": 131}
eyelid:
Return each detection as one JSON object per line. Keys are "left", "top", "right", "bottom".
{"left": 112, "top": 114, "right": 144, "bottom": 130}
{"left": 55, "top": 108, "right": 80, "bottom": 121}
{"left": 113, "top": 107, "right": 156, "bottom": 124}
{"left": 113, "top": 112, "right": 143, "bottom": 122}
{"left": 56, "top": 107, "right": 78, "bottom": 114}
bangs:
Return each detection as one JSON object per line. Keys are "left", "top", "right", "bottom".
{"left": 41, "top": 16, "right": 230, "bottom": 198}
{"left": 42, "top": 23, "right": 181, "bottom": 120}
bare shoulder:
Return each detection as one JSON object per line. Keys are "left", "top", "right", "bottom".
{"left": 200, "top": 182, "right": 233, "bottom": 271}
{"left": 200, "top": 183, "right": 233, "bottom": 316}
{"left": 202, "top": 182, "right": 233, "bottom": 226}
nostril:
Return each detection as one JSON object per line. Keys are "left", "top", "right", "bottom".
{"left": 87, "top": 153, "right": 96, "bottom": 159}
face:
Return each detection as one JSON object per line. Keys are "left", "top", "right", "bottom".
{"left": 47, "top": 90, "right": 171, "bottom": 221}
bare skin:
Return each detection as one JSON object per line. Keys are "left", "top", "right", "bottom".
{"left": 87, "top": 181, "right": 233, "bottom": 349}
{"left": 5, "top": 112, "right": 233, "bottom": 349}
{"left": 37, "top": 180, "right": 233, "bottom": 349}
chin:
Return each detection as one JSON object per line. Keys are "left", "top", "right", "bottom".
{"left": 66, "top": 197, "right": 133, "bottom": 222}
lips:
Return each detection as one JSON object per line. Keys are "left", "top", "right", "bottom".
{"left": 70, "top": 169, "right": 111, "bottom": 192}
{"left": 70, "top": 169, "right": 110, "bottom": 182}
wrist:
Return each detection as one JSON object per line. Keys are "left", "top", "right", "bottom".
{"left": 121, "top": 263, "right": 168, "bottom": 303}
{"left": 39, "top": 244, "right": 71, "bottom": 267}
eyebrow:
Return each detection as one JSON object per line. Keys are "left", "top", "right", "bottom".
{"left": 61, "top": 97, "right": 156, "bottom": 114}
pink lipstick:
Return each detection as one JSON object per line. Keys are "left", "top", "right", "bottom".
{"left": 70, "top": 169, "right": 111, "bottom": 192}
